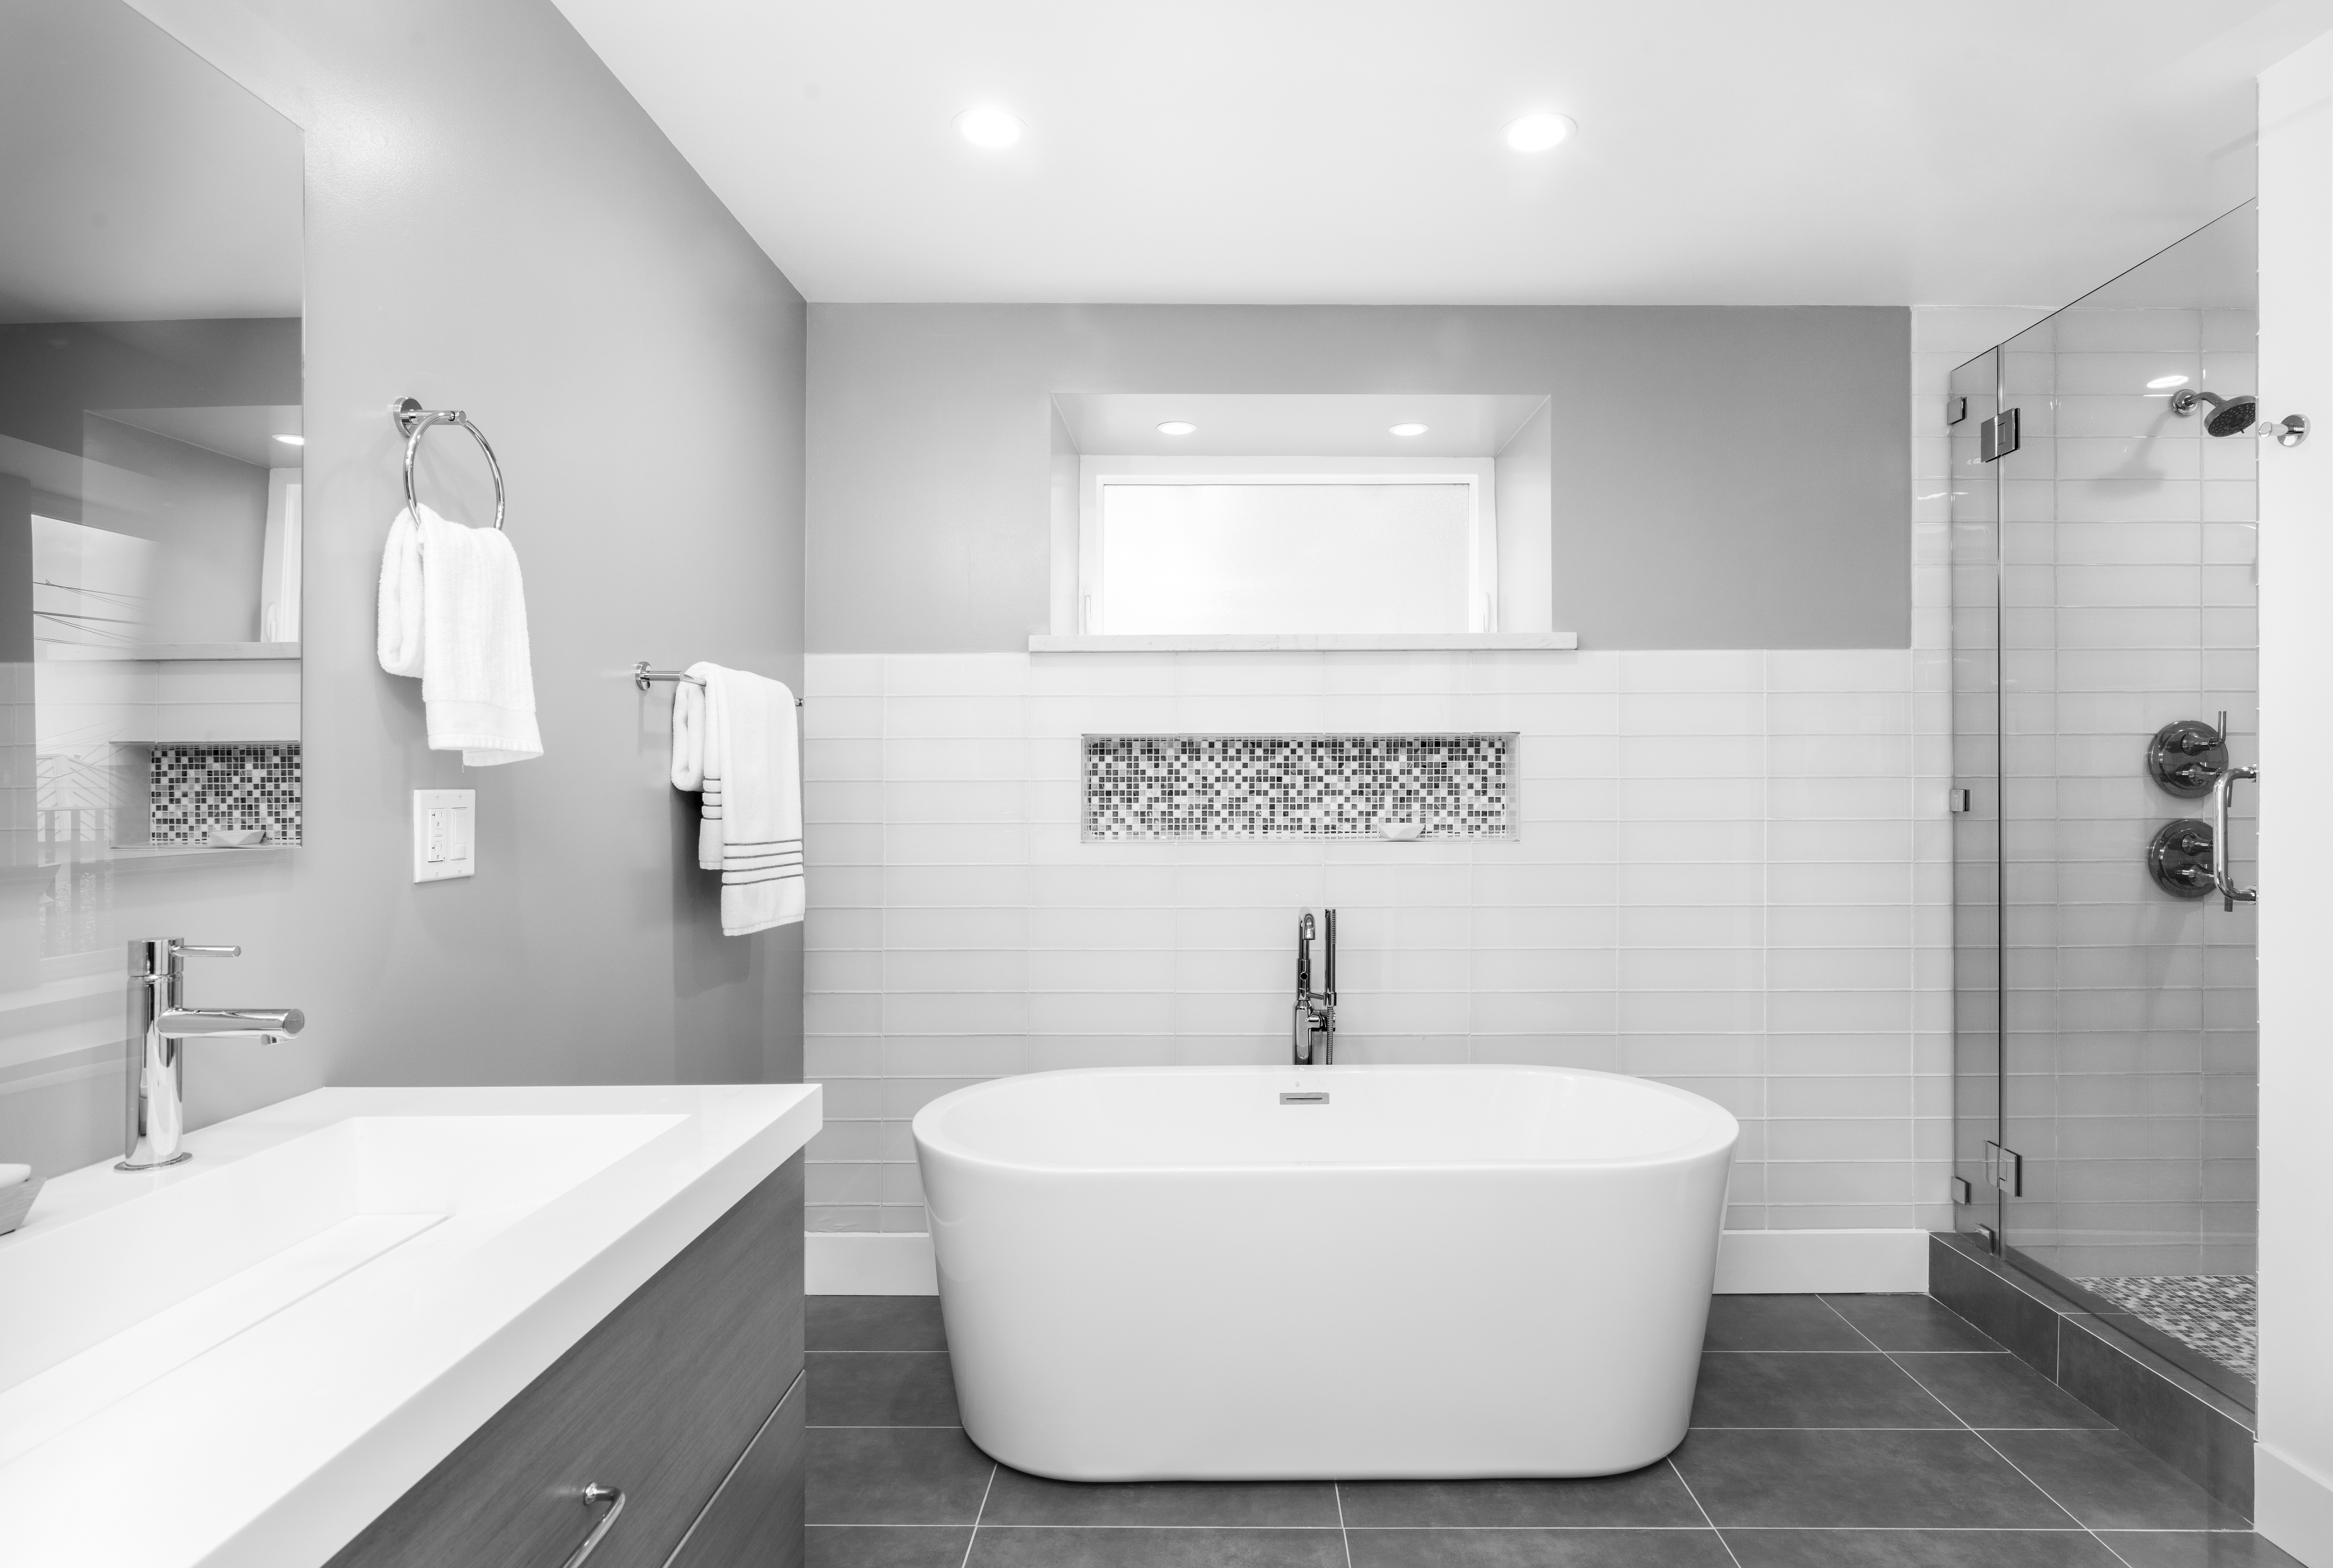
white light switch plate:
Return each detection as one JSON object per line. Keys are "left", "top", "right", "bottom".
{"left": 412, "top": 789, "right": 476, "bottom": 882}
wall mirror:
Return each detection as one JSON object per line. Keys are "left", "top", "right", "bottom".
{"left": 0, "top": 0, "right": 303, "bottom": 980}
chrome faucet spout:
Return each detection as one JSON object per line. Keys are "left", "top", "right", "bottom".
{"left": 119, "top": 939, "right": 305, "bottom": 1172}
{"left": 1290, "top": 908, "right": 1338, "bottom": 1067}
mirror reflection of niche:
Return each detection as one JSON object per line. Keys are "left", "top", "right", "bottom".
{"left": 0, "top": 0, "right": 304, "bottom": 1004}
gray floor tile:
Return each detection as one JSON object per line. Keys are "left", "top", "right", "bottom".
{"left": 1822, "top": 1293, "right": 2007, "bottom": 1353}
{"left": 1890, "top": 1352, "right": 2113, "bottom": 1429}
{"left": 1336, "top": 1466, "right": 1704, "bottom": 1528}
{"left": 1669, "top": 1429, "right": 2074, "bottom": 1528}
{"left": 1348, "top": 1528, "right": 1732, "bottom": 1566}
{"left": 966, "top": 1525, "right": 1347, "bottom": 1567}
{"left": 810, "top": 1524, "right": 976, "bottom": 1568}
{"left": 1984, "top": 1430, "right": 2253, "bottom": 1531}
{"left": 1703, "top": 1294, "right": 1873, "bottom": 1351}
{"left": 810, "top": 1350, "right": 963, "bottom": 1426}
{"left": 810, "top": 1295, "right": 950, "bottom": 1352}
{"left": 2098, "top": 1531, "right": 2309, "bottom": 1567}
{"left": 809, "top": 1427, "right": 995, "bottom": 1524}
{"left": 979, "top": 1467, "right": 1339, "bottom": 1526}
{"left": 1722, "top": 1528, "right": 2123, "bottom": 1566}
{"left": 1689, "top": 1351, "right": 1958, "bottom": 1428}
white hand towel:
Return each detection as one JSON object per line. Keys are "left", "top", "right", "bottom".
{"left": 377, "top": 504, "right": 543, "bottom": 766}
{"left": 675, "top": 662, "right": 802, "bottom": 936}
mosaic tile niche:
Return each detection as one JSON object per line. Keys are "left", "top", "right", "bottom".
{"left": 1083, "top": 734, "right": 1515, "bottom": 841}
{"left": 148, "top": 743, "right": 303, "bottom": 847}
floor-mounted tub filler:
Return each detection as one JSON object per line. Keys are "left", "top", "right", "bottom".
{"left": 913, "top": 1064, "right": 1738, "bottom": 1480}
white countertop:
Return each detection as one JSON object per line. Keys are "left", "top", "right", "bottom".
{"left": 0, "top": 1083, "right": 821, "bottom": 1568}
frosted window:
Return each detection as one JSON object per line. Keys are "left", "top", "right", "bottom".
{"left": 1097, "top": 482, "right": 1472, "bottom": 634}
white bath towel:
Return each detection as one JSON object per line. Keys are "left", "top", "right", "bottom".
{"left": 670, "top": 662, "right": 802, "bottom": 935}
{"left": 377, "top": 503, "right": 542, "bottom": 766}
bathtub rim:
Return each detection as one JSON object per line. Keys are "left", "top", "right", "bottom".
{"left": 910, "top": 1062, "right": 1740, "bottom": 1177}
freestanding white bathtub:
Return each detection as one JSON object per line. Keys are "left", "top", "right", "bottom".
{"left": 912, "top": 1064, "right": 1738, "bottom": 1480}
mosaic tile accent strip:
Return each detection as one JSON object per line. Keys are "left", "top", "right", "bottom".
{"left": 149, "top": 743, "right": 302, "bottom": 847}
{"left": 1083, "top": 734, "right": 1514, "bottom": 841}
{"left": 2074, "top": 1273, "right": 2258, "bottom": 1380}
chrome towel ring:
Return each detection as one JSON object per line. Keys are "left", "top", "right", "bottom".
{"left": 392, "top": 396, "right": 506, "bottom": 530}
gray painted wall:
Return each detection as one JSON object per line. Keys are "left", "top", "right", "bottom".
{"left": 807, "top": 305, "right": 1910, "bottom": 652}
{"left": 0, "top": 0, "right": 806, "bottom": 1178}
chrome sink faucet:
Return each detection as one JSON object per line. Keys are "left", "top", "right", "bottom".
{"left": 1292, "top": 909, "right": 1337, "bottom": 1066}
{"left": 118, "top": 938, "right": 306, "bottom": 1172}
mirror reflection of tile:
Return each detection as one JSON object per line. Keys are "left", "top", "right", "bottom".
{"left": 147, "top": 743, "right": 302, "bottom": 848}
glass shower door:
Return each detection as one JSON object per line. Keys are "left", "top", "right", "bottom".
{"left": 1955, "top": 204, "right": 2260, "bottom": 1404}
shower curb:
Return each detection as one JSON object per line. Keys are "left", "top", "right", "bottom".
{"left": 1927, "top": 1231, "right": 2256, "bottom": 1515}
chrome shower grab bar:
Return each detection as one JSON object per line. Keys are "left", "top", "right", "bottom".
{"left": 2213, "top": 764, "right": 2258, "bottom": 911}
{"left": 392, "top": 396, "right": 506, "bottom": 530}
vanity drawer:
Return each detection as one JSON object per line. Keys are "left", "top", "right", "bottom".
{"left": 666, "top": 1370, "right": 804, "bottom": 1568}
{"left": 326, "top": 1154, "right": 804, "bottom": 1568}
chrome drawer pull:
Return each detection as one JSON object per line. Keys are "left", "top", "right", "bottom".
{"left": 559, "top": 1483, "right": 625, "bottom": 1568}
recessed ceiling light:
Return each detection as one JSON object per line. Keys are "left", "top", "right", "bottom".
{"left": 955, "top": 106, "right": 1024, "bottom": 148}
{"left": 1389, "top": 422, "right": 1428, "bottom": 437}
{"left": 2146, "top": 375, "right": 2189, "bottom": 389}
{"left": 1157, "top": 420, "right": 1197, "bottom": 435}
{"left": 273, "top": 433, "right": 304, "bottom": 445}
{"left": 1504, "top": 112, "right": 1576, "bottom": 152}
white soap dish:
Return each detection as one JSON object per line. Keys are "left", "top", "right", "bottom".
{"left": 1377, "top": 822, "right": 1423, "bottom": 841}
{"left": 206, "top": 827, "right": 267, "bottom": 848}
{"left": 0, "top": 1176, "right": 44, "bottom": 1236}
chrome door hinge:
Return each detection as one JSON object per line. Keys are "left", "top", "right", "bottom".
{"left": 1948, "top": 788, "right": 1971, "bottom": 814}
{"left": 1983, "top": 1141, "right": 2024, "bottom": 1197}
{"left": 1980, "top": 407, "right": 2021, "bottom": 461}
{"left": 1951, "top": 1175, "right": 1973, "bottom": 1205}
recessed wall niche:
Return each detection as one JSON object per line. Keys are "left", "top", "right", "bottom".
{"left": 1082, "top": 733, "right": 1516, "bottom": 842}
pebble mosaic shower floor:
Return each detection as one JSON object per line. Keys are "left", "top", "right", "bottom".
{"left": 2072, "top": 1273, "right": 2259, "bottom": 1380}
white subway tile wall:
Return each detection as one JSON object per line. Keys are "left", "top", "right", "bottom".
{"left": 802, "top": 640, "right": 1955, "bottom": 1238}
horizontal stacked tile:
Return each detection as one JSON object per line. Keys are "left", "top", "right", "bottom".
{"left": 801, "top": 645, "right": 1952, "bottom": 1241}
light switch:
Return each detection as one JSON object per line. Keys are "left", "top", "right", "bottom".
{"left": 413, "top": 789, "right": 476, "bottom": 882}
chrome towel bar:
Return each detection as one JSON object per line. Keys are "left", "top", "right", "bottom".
{"left": 634, "top": 661, "right": 801, "bottom": 706}
{"left": 392, "top": 396, "right": 505, "bottom": 530}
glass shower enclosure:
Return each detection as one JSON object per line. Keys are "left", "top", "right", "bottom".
{"left": 1950, "top": 203, "right": 2259, "bottom": 1406}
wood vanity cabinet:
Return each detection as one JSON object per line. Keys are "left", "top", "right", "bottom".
{"left": 326, "top": 1155, "right": 805, "bottom": 1568}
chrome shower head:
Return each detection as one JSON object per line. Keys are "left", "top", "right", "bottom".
{"left": 2169, "top": 388, "right": 2259, "bottom": 437}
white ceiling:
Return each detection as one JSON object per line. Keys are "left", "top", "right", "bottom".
{"left": 1055, "top": 393, "right": 1547, "bottom": 457}
{"left": 553, "top": 0, "right": 2333, "bottom": 308}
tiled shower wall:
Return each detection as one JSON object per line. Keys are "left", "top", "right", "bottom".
{"left": 1970, "top": 295, "right": 2261, "bottom": 1279}
{"left": 802, "top": 647, "right": 1956, "bottom": 1237}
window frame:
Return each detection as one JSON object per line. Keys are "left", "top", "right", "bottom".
{"left": 1075, "top": 454, "right": 1498, "bottom": 638}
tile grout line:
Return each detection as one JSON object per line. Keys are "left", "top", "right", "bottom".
{"left": 1665, "top": 1455, "right": 1747, "bottom": 1568}
{"left": 956, "top": 1462, "right": 997, "bottom": 1568}
{"left": 1333, "top": 1480, "right": 1353, "bottom": 1568}
{"left": 1815, "top": 1294, "right": 2143, "bottom": 1568}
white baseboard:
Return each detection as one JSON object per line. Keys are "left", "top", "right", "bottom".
{"left": 807, "top": 1231, "right": 938, "bottom": 1295}
{"left": 806, "top": 1227, "right": 1930, "bottom": 1298}
{"left": 1710, "top": 1228, "right": 1929, "bottom": 1294}
{"left": 2259, "top": 1443, "right": 2333, "bottom": 1567}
